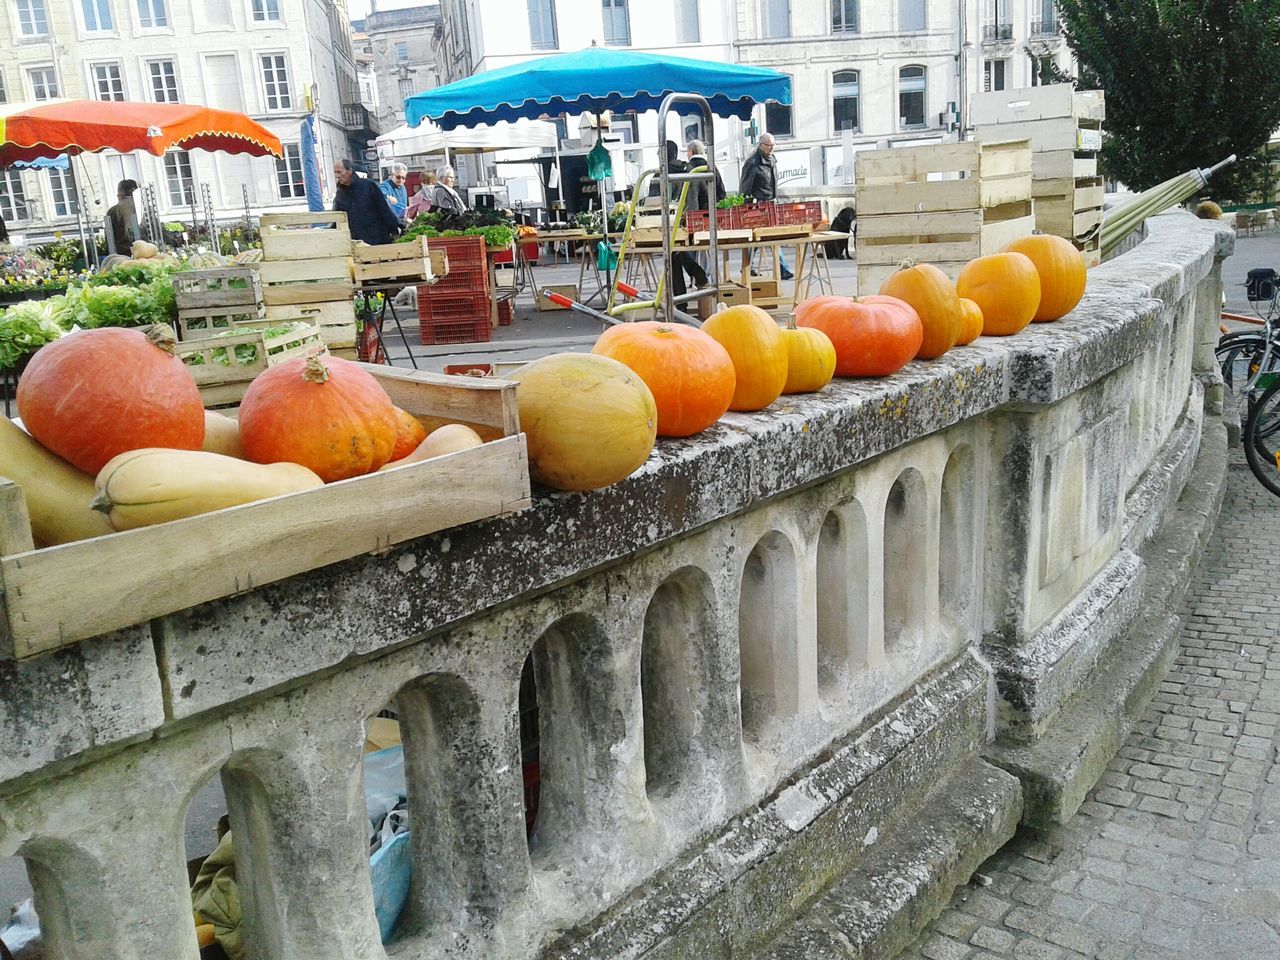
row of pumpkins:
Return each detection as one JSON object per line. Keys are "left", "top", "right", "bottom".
{"left": 5, "top": 234, "right": 1084, "bottom": 547}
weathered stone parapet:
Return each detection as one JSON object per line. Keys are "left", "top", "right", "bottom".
{"left": 0, "top": 211, "right": 1234, "bottom": 959}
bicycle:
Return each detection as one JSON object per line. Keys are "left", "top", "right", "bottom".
{"left": 1242, "top": 376, "right": 1280, "bottom": 497}
{"left": 1216, "top": 267, "right": 1280, "bottom": 408}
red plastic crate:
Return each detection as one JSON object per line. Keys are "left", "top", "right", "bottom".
{"left": 419, "top": 317, "right": 492, "bottom": 344}
{"left": 418, "top": 290, "right": 490, "bottom": 323}
{"left": 427, "top": 235, "right": 487, "bottom": 268}
{"left": 737, "top": 203, "right": 776, "bottom": 229}
{"left": 776, "top": 201, "right": 825, "bottom": 226}
{"left": 684, "top": 209, "right": 709, "bottom": 232}
{"left": 497, "top": 299, "right": 513, "bottom": 326}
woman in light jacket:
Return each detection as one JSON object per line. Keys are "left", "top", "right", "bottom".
{"left": 432, "top": 166, "right": 467, "bottom": 215}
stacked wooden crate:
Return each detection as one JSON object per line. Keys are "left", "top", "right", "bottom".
{"left": 258, "top": 212, "right": 358, "bottom": 351}
{"left": 854, "top": 139, "right": 1036, "bottom": 294}
{"left": 971, "top": 84, "right": 1105, "bottom": 266}
{"left": 172, "top": 267, "right": 263, "bottom": 340}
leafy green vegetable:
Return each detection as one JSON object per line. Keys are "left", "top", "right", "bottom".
{"left": 716, "top": 194, "right": 746, "bottom": 209}
{"left": 0, "top": 300, "right": 65, "bottom": 368}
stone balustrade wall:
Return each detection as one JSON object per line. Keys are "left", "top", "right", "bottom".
{"left": 0, "top": 212, "right": 1233, "bottom": 960}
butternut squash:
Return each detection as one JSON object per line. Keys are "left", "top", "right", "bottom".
{"left": 201, "top": 410, "right": 247, "bottom": 459}
{"left": 92, "top": 448, "right": 323, "bottom": 530}
{"left": 0, "top": 416, "right": 114, "bottom": 545}
{"left": 379, "top": 423, "right": 483, "bottom": 470}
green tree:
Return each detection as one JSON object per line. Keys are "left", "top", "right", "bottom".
{"left": 1055, "top": 0, "right": 1280, "bottom": 191}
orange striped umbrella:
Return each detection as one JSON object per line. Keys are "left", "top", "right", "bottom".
{"left": 0, "top": 99, "right": 283, "bottom": 166}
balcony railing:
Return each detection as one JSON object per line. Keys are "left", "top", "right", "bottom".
{"left": 1031, "top": 17, "right": 1061, "bottom": 37}
{"left": 342, "top": 102, "right": 381, "bottom": 136}
{"left": 982, "top": 22, "right": 1013, "bottom": 42}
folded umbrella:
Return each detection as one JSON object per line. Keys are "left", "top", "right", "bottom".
{"left": 1100, "top": 156, "right": 1236, "bottom": 255}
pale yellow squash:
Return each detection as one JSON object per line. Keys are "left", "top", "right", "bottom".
{"left": 201, "top": 410, "right": 247, "bottom": 459}
{"left": 0, "top": 416, "right": 114, "bottom": 544}
{"left": 380, "top": 423, "right": 483, "bottom": 470}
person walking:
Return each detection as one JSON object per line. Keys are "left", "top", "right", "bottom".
{"left": 738, "top": 133, "right": 793, "bottom": 280}
{"left": 432, "top": 167, "right": 467, "bottom": 216}
{"left": 333, "top": 159, "right": 401, "bottom": 245}
{"left": 379, "top": 162, "right": 409, "bottom": 223}
{"left": 670, "top": 139, "right": 724, "bottom": 299}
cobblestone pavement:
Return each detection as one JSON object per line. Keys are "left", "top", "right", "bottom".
{"left": 902, "top": 456, "right": 1280, "bottom": 960}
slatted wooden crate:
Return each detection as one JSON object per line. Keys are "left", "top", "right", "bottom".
{"left": 176, "top": 322, "right": 324, "bottom": 407}
{"left": 260, "top": 211, "right": 352, "bottom": 260}
{"left": 259, "top": 257, "right": 354, "bottom": 306}
{"left": 970, "top": 85, "right": 1105, "bottom": 126}
{"left": 177, "top": 304, "right": 265, "bottom": 340}
{"left": 1032, "top": 176, "right": 1105, "bottom": 239}
{"left": 173, "top": 268, "right": 262, "bottom": 311}
{"left": 265, "top": 301, "right": 357, "bottom": 348}
{"left": 0, "top": 367, "right": 530, "bottom": 659}
{"left": 353, "top": 236, "right": 436, "bottom": 284}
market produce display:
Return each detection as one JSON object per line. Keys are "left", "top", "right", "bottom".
{"left": 1002, "top": 234, "right": 1087, "bottom": 322}
{"left": 955, "top": 252, "right": 1042, "bottom": 336}
{"left": 399, "top": 210, "right": 516, "bottom": 250}
{"left": 702, "top": 305, "right": 789, "bottom": 412}
{"left": 878, "top": 261, "right": 963, "bottom": 361}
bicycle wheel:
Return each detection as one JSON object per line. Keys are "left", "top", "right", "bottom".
{"left": 1242, "top": 378, "right": 1280, "bottom": 497}
{"left": 1216, "top": 335, "right": 1270, "bottom": 393}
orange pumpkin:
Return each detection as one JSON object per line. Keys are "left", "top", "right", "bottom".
{"left": 592, "top": 321, "right": 735, "bottom": 436}
{"left": 794, "top": 295, "right": 923, "bottom": 377}
{"left": 1003, "top": 234, "right": 1087, "bottom": 321}
{"left": 388, "top": 407, "right": 428, "bottom": 462}
{"left": 17, "top": 325, "right": 204, "bottom": 475}
{"left": 781, "top": 321, "right": 836, "bottom": 394}
{"left": 238, "top": 354, "right": 398, "bottom": 481}
{"left": 701, "top": 305, "right": 789, "bottom": 411}
{"left": 878, "top": 261, "right": 962, "bottom": 360}
{"left": 955, "top": 298, "right": 984, "bottom": 346}
{"left": 955, "top": 253, "right": 1041, "bottom": 337}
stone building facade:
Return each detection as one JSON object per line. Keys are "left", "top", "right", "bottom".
{"left": 350, "top": 3, "right": 441, "bottom": 129}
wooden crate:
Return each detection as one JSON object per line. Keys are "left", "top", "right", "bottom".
{"left": 0, "top": 367, "right": 530, "bottom": 659}
{"left": 975, "top": 117, "right": 1102, "bottom": 155}
{"left": 970, "top": 84, "right": 1105, "bottom": 126}
{"left": 260, "top": 211, "right": 352, "bottom": 260}
{"left": 1032, "top": 151, "right": 1099, "bottom": 182}
{"left": 855, "top": 207, "right": 1036, "bottom": 294}
{"left": 265, "top": 300, "right": 356, "bottom": 348}
{"left": 353, "top": 236, "right": 435, "bottom": 284}
{"left": 177, "top": 304, "right": 265, "bottom": 340}
{"left": 753, "top": 223, "right": 813, "bottom": 241}
{"left": 172, "top": 267, "right": 262, "bottom": 311}
{"left": 854, "top": 139, "right": 1033, "bottom": 216}
{"left": 1033, "top": 176, "right": 1105, "bottom": 239}
{"left": 260, "top": 257, "right": 355, "bottom": 306}
{"left": 428, "top": 250, "right": 449, "bottom": 278}
{"left": 176, "top": 323, "right": 324, "bottom": 407}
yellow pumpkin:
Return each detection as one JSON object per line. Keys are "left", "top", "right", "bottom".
{"left": 701, "top": 304, "right": 789, "bottom": 411}
{"left": 780, "top": 321, "right": 836, "bottom": 394}
{"left": 1002, "top": 233, "right": 1087, "bottom": 321}
{"left": 955, "top": 297, "right": 984, "bottom": 346}
{"left": 878, "top": 260, "right": 962, "bottom": 360}
{"left": 955, "top": 252, "right": 1041, "bottom": 337}
{"left": 510, "top": 353, "right": 657, "bottom": 491}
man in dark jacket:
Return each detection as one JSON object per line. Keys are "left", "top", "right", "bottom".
{"left": 738, "top": 134, "right": 793, "bottom": 280}
{"left": 671, "top": 139, "right": 725, "bottom": 298}
{"left": 333, "top": 158, "right": 401, "bottom": 245}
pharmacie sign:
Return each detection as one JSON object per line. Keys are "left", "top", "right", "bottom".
{"left": 774, "top": 149, "right": 811, "bottom": 187}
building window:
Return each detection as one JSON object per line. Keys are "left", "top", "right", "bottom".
{"left": 252, "top": 0, "right": 280, "bottom": 22}
{"left": 983, "top": 0, "right": 1011, "bottom": 40}
{"left": 92, "top": 62, "right": 126, "bottom": 100}
{"left": 276, "top": 143, "right": 305, "bottom": 199}
{"left": 898, "top": 64, "right": 926, "bottom": 129}
{"left": 137, "top": 0, "right": 167, "bottom": 28}
{"left": 164, "top": 150, "right": 194, "bottom": 207}
{"left": 528, "top": 0, "right": 559, "bottom": 49}
{"left": 899, "top": 0, "right": 925, "bottom": 31}
{"left": 395, "top": 41, "right": 409, "bottom": 62}
{"left": 27, "top": 67, "right": 59, "bottom": 101}
{"left": 832, "top": 0, "right": 857, "bottom": 33}
{"left": 148, "top": 59, "right": 179, "bottom": 103}
{"left": 1029, "top": 54, "right": 1055, "bottom": 85}
{"left": 203, "top": 0, "right": 232, "bottom": 26}
{"left": 49, "top": 166, "right": 79, "bottom": 217}
{"left": 766, "top": 98, "right": 793, "bottom": 139}
{"left": 763, "top": 0, "right": 789, "bottom": 38}
{"left": 833, "top": 69, "right": 859, "bottom": 132}
{"left": 15, "top": 0, "right": 48, "bottom": 37}
{"left": 398, "top": 76, "right": 413, "bottom": 102}
{"left": 602, "top": 0, "right": 630, "bottom": 46}
{"left": 81, "top": 0, "right": 113, "bottom": 31}
{"left": 1032, "top": 0, "right": 1058, "bottom": 35}
{"left": 675, "top": 0, "right": 699, "bottom": 42}
{"left": 0, "top": 172, "right": 29, "bottom": 222}
{"left": 0, "top": 72, "right": 7, "bottom": 103}
{"left": 260, "top": 54, "right": 293, "bottom": 110}
{"left": 984, "top": 58, "right": 1006, "bottom": 92}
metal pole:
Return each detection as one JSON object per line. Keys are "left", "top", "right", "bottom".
{"left": 69, "top": 157, "right": 91, "bottom": 268}
{"left": 656, "top": 94, "right": 718, "bottom": 323}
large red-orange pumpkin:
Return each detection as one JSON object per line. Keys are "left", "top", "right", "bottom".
{"left": 955, "top": 297, "right": 984, "bottom": 346}
{"left": 701, "top": 305, "right": 789, "bottom": 411}
{"left": 388, "top": 407, "right": 428, "bottom": 462}
{"left": 794, "top": 295, "right": 923, "bottom": 377}
{"left": 592, "top": 321, "right": 735, "bottom": 436}
{"left": 955, "top": 252, "right": 1041, "bottom": 336}
{"left": 1002, "top": 234, "right": 1087, "bottom": 321}
{"left": 238, "top": 354, "right": 397, "bottom": 481}
{"left": 17, "top": 325, "right": 204, "bottom": 475}
{"left": 878, "top": 261, "right": 962, "bottom": 360}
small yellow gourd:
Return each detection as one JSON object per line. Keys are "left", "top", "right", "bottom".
{"left": 0, "top": 416, "right": 114, "bottom": 544}
{"left": 780, "top": 319, "right": 836, "bottom": 394}
{"left": 92, "top": 448, "right": 323, "bottom": 530}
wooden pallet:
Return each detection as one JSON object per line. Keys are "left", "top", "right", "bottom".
{"left": 259, "top": 257, "right": 354, "bottom": 305}
{"left": 265, "top": 301, "right": 357, "bottom": 348}
{"left": 260, "top": 211, "right": 352, "bottom": 261}
{"left": 353, "top": 236, "right": 435, "bottom": 284}
{"left": 176, "top": 322, "right": 325, "bottom": 407}
{"left": 854, "top": 139, "right": 1033, "bottom": 216}
{"left": 855, "top": 207, "right": 1036, "bottom": 294}
{"left": 177, "top": 304, "right": 265, "bottom": 340}
{"left": 0, "top": 366, "right": 530, "bottom": 659}
{"left": 173, "top": 267, "right": 262, "bottom": 311}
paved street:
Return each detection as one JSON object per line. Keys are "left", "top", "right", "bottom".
{"left": 902, "top": 451, "right": 1280, "bottom": 960}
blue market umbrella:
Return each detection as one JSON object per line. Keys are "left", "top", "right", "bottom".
{"left": 300, "top": 115, "right": 324, "bottom": 212}
{"left": 404, "top": 46, "right": 791, "bottom": 130}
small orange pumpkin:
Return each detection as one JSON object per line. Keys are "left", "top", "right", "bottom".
{"left": 878, "top": 260, "right": 962, "bottom": 360}
{"left": 780, "top": 320, "right": 836, "bottom": 394}
{"left": 955, "top": 252, "right": 1041, "bottom": 337}
{"left": 592, "top": 321, "right": 735, "bottom": 436}
{"left": 1003, "top": 234, "right": 1087, "bottom": 321}
{"left": 388, "top": 407, "right": 428, "bottom": 462}
{"left": 239, "top": 354, "right": 398, "bottom": 481}
{"left": 701, "top": 305, "right": 789, "bottom": 411}
{"left": 955, "top": 298, "right": 984, "bottom": 346}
